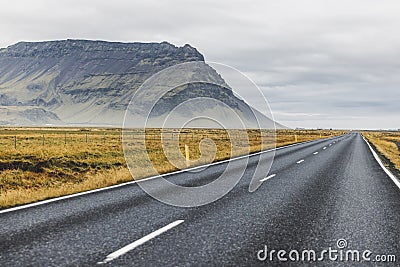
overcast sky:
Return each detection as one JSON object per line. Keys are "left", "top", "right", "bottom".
{"left": 1, "top": 0, "right": 399, "bottom": 129}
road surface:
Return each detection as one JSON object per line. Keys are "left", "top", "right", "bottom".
{"left": 0, "top": 133, "right": 399, "bottom": 266}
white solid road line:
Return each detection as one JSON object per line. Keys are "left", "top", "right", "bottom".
{"left": 363, "top": 136, "right": 400, "bottom": 190}
{"left": 313, "top": 152, "right": 319, "bottom": 155}
{"left": 297, "top": 159, "right": 305, "bottom": 164}
{"left": 260, "top": 174, "right": 276, "bottom": 182}
{"left": 0, "top": 135, "right": 343, "bottom": 214}
{"left": 97, "top": 220, "right": 184, "bottom": 264}
{"left": 323, "top": 147, "right": 327, "bottom": 150}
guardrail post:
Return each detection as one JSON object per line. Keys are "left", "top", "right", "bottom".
{"left": 185, "top": 144, "right": 190, "bottom": 167}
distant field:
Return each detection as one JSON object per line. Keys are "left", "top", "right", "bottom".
{"left": 363, "top": 131, "right": 400, "bottom": 175}
{"left": 0, "top": 127, "right": 346, "bottom": 208}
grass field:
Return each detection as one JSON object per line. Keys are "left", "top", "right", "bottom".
{"left": 0, "top": 127, "right": 346, "bottom": 208}
{"left": 363, "top": 131, "right": 400, "bottom": 175}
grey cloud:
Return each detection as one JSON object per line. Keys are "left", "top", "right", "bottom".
{"left": 0, "top": 0, "right": 399, "bottom": 129}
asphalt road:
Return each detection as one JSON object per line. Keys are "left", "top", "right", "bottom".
{"left": 1, "top": 133, "right": 399, "bottom": 266}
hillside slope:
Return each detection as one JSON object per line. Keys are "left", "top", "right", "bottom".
{"left": 0, "top": 40, "right": 283, "bottom": 128}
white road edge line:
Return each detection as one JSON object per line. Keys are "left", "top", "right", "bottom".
{"left": 362, "top": 136, "right": 400, "bottom": 190}
{"left": 313, "top": 152, "right": 319, "bottom": 155}
{"left": 296, "top": 159, "right": 305, "bottom": 164}
{"left": 0, "top": 135, "right": 342, "bottom": 214}
{"left": 97, "top": 220, "right": 184, "bottom": 265}
{"left": 260, "top": 174, "right": 276, "bottom": 182}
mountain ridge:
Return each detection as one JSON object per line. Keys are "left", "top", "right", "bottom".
{"left": 0, "top": 39, "right": 283, "bottom": 129}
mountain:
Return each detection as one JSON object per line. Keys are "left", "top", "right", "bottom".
{"left": 0, "top": 39, "right": 284, "bottom": 128}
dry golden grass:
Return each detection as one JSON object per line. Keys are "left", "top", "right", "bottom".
{"left": 0, "top": 127, "right": 346, "bottom": 208}
{"left": 363, "top": 131, "right": 400, "bottom": 172}
{"left": 0, "top": 167, "right": 131, "bottom": 208}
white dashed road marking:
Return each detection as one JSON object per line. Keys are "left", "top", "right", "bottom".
{"left": 97, "top": 220, "right": 185, "bottom": 264}
{"left": 260, "top": 174, "right": 276, "bottom": 182}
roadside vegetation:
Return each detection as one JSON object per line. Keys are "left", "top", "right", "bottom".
{"left": 0, "top": 127, "right": 345, "bottom": 208}
{"left": 363, "top": 131, "right": 400, "bottom": 176}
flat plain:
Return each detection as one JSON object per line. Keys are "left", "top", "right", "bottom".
{"left": 0, "top": 128, "right": 346, "bottom": 208}
{"left": 363, "top": 131, "right": 400, "bottom": 176}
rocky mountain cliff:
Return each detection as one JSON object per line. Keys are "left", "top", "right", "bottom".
{"left": 0, "top": 40, "right": 281, "bottom": 128}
